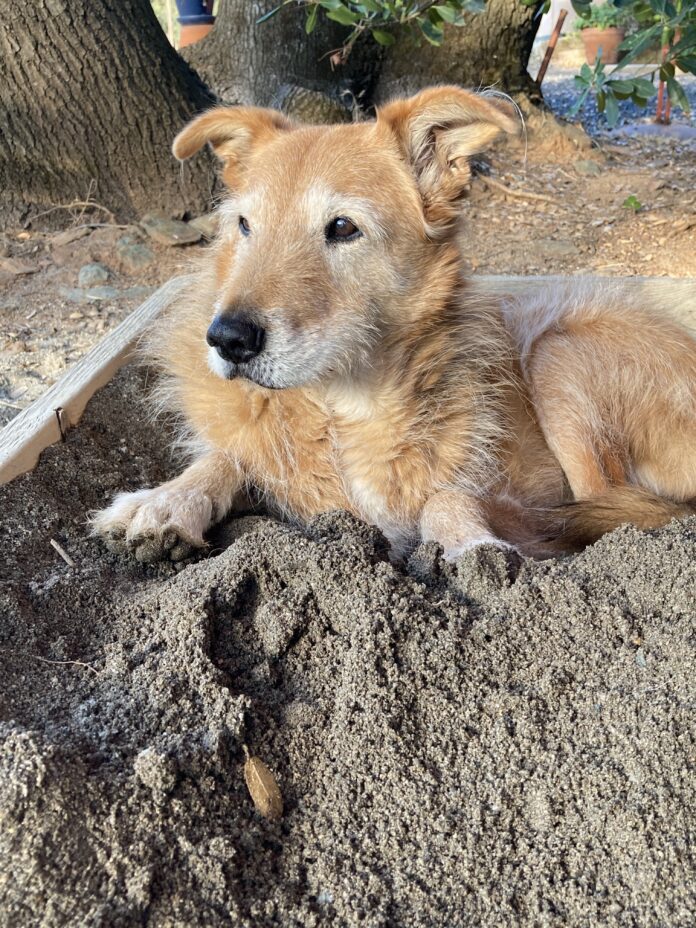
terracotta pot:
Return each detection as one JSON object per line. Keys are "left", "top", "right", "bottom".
{"left": 581, "top": 27, "right": 625, "bottom": 65}
{"left": 179, "top": 21, "right": 214, "bottom": 47}
{"left": 176, "top": 0, "right": 215, "bottom": 48}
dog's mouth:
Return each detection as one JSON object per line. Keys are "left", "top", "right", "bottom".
{"left": 207, "top": 345, "right": 284, "bottom": 390}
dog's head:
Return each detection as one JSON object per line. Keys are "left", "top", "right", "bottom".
{"left": 173, "top": 87, "right": 517, "bottom": 390}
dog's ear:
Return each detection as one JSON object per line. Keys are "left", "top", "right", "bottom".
{"left": 172, "top": 106, "right": 293, "bottom": 187}
{"left": 377, "top": 86, "right": 519, "bottom": 233}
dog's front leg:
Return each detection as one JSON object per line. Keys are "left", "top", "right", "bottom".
{"left": 91, "top": 450, "right": 244, "bottom": 562}
{"left": 420, "top": 489, "right": 511, "bottom": 560}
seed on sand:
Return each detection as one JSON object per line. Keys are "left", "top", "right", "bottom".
{"left": 244, "top": 749, "right": 283, "bottom": 820}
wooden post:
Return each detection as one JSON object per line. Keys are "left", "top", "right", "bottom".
{"left": 536, "top": 10, "right": 568, "bottom": 86}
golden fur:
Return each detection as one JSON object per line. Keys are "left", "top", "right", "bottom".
{"left": 92, "top": 86, "right": 696, "bottom": 561}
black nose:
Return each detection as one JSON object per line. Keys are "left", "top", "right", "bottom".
{"left": 206, "top": 314, "right": 265, "bottom": 364}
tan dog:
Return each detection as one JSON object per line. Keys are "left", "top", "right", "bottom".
{"left": 92, "top": 87, "right": 696, "bottom": 561}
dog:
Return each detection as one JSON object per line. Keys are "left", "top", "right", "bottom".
{"left": 92, "top": 86, "right": 696, "bottom": 562}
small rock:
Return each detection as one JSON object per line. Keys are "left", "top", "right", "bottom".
{"left": 116, "top": 239, "right": 155, "bottom": 274}
{"left": 574, "top": 159, "right": 602, "bottom": 177}
{"left": 85, "top": 285, "right": 120, "bottom": 301}
{"left": 0, "top": 256, "right": 39, "bottom": 276}
{"left": 122, "top": 285, "right": 156, "bottom": 301}
{"left": 188, "top": 213, "right": 219, "bottom": 240}
{"left": 51, "top": 226, "right": 91, "bottom": 248}
{"left": 60, "top": 285, "right": 118, "bottom": 303}
{"left": 140, "top": 215, "right": 201, "bottom": 246}
{"left": 535, "top": 239, "right": 581, "bottom": 259}
{"left": 78, "top": 262, "right": 110, "bottom": 287}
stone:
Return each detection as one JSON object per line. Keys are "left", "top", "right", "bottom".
{"left": 51, "top": 226, "right": 91, "bottom": 248}
{"left": 535, "top": 239, "right": 581, "bottom": 259}
{"left": 60, "top": 286, "right": 118, "bottom": 304}
{"left": 574, "top": 159, "right": 602, "bottom": 177}
{"left": 78, "top": 263, "right": 110, "bottom": 287}
{"left": 188, "top": 213, "right": 219, "bottom": 240}
{"left": 0, "top": 256, "right": 39, "bottom": 276}
{"left": 140, "top": 215, "right": 201, "bottom": 246}
{"left": 116, "top": 239, "right": 155, "bottom": 274}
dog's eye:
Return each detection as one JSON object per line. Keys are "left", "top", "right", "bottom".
{"left": 326, "top": 216, "right": 361, "bottom": 243}
{"left": 239, "top": 216, "right": 251, "bottom": 236}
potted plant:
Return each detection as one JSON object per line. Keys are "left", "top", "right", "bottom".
{"left": 175, "top": 0, "right": 215, "bottom": 48}
{"left": 577, "top": 2, "right": 629, "bottom": 64}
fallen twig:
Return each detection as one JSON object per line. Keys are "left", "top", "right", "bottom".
{"left": 0, "top": 647, "right": 100, "bottom": 675}
{"left": 50, "top": 537, "right": 76, "bottom": 567}
{"left": 479, "top": 175, "right": 560, "bottom": 207}
{"left": 22, "top": 199, "right": 117, "bottom": 229}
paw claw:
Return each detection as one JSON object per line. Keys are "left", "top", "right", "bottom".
{"left": 170, "top": 541, "right": 193, "bottom": 562}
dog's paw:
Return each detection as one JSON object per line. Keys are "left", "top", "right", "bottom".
{"left": 90, "top": 486, "right": 213, "bottom": 563}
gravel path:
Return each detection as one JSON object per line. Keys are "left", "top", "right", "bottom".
{"left": 542, "top": 67, "right": 696, "bottom": 135}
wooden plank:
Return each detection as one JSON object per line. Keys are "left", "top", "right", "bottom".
{"left": 1, "top": 273, "right": 694, "bottom": 487}
{"left": 0, "top": 276, "right": 190, "bottom": 485}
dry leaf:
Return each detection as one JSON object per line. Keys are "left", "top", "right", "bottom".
{"left": 244, "top": 755, "right": 283, "bottom": 820}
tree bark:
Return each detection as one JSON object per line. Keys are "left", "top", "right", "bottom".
{"left": 183, "top": 0, "right": 382, "bottom": 111}
{"left": 0, "top": 0, "right": 215, "bottom": 225}
{"left": 185, "top": 0, "right": 543, "bottom": 114}
{"left": 373, "top": 0, "right": 545, "bottom": 104}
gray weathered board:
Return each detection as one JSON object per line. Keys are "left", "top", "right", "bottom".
{"left": 0, "top": 276, "right": 189, "bottom": 485}
{"left": 1, "top": 274, "right": 695, "bottom": 486}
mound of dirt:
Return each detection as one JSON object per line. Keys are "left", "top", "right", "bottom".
{"left": 1, "top": 366, "right": 695, "bottom": 927}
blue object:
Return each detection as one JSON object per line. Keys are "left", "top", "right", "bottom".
{"left": 175, "top": 0, "right": 214, "bottom": 25}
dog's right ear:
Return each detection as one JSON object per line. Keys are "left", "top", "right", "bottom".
{"left": 172, "top": 106, "right": 293, "bottom": 188}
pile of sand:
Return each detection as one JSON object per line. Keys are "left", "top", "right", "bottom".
{"left": 1, "top": 366, "right": 694, "bottom": 926}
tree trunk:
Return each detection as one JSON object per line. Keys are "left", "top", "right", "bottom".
{"left": 185, "top": 0, "right": 542, "bottom": 116}
{"left": 0, "top": 0, "right": 215, "bottom": 225}
{"left": 373, "top": 0, "right": 545, "bottom": 104}
{"left": 184, "top": 0, "right": 382, "bottom": 113}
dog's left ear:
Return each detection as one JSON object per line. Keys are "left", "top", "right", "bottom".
{"left": 377, "top": 86, "right": 519, "bottom": 232}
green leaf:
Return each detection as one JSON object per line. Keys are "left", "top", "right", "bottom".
{"left": 305, "top": 4, "right": 318, "bottom": 33}
{"left": 666, "top": 75, "right": 691, "bottom": 114}
{"left": 676, "top": 56, "right": 696, "bottom": 75}
{"left": 256, "top": 3, "right": 285, "bottom": 25}
{"left": 659, "top": 62, "right": 675, "bottom": 81}
{"left": 372, "top": 28, "right": 396, "bottom": 45}
{"left": 432, "top": 4, "right": 458, "bottom": 23}
{"left": 608, "top": 79, "right": 635, "bottom": 94}
{"left": 631, "top": 77, "right": 657, "bottom": 98}
{"left": 571, "top": 0, "right": 592, "bottom": 19}
{"left": 326, "top": 5, "right": 359, "bottom": 25}
{"left": 604, "top": 92, "right": 620, "bottom": 127}
{"left": 420, "top": 17, "right": 444, "bottom": 45}
{"left": 622, "top": 195, "right": 642, "bottom": 212}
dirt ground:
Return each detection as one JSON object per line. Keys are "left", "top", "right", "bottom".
{"left": 1, "top": 365, "right": 695, "bottom": 927}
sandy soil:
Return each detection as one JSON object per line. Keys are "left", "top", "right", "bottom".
{"left": 1, "top": 365, "right": 695, "bottom": 926}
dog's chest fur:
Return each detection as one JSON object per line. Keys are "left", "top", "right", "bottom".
{"left": 323, "top": 321, "right": 513, "bottom": 549}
